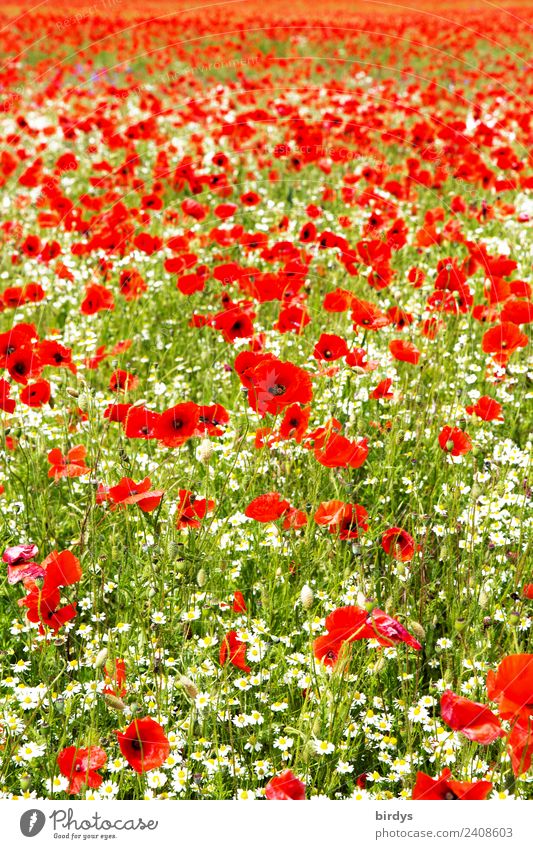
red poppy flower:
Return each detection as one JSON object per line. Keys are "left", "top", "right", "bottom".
{"left": 482, "top": 321, "right": 528, "bottom": 365}
{"left": 197, "top": 403, "right": 230, "bottom": 436}
{"left": 154, "top": 402, "right": 200, "bottom": 447}
{"left": 123, "top": 406, "right": 161, "bottom": 439}
{"left": 440, "top": 690, "right": 504, "bottom": 744}
{"left": 486, "top": 654, "right": 533, "bottom": 719}
{"left": 323, "top": 288, "right": 354, "bottom": 312}
{"left": 507, "top": 717, "right": 533, "bottom": 776}
{"left": 80, "top": 283, "right": 115, "bottom": 315}
{"left": 119, "top": 269, "right": 147, "bottom": 300}
{"left": 500, "top": 298, "right": 533, "bottom": 326}
{"left": 412, "top": 769, "right": 492, "bottom": 800}
{"left": 6, "top": 346, "right": 42, "bottom": 385}
{"left": 313, "top": 633, "right": 346, "bottom": 667}
{"left": 181, "top": 198, "right": 207, "bottom": 220}
{"left": 313, "top": 333, "right": 348, "bottom": 361}
{"left": 109, "top": 369, "right": 138, "bottom": 392}
{"left": 371, "top": 378, "right": 394, "bottom": 400}
{"left": 116, "top": 717, "right": 170, "bottom": 773}
{"left": 0, "top": 323, "right": 38, "bottom": 368}
{"left": 265, "top": 770, "right": 306, "bottom": 800}
{"left": 219, "top": 630, "right": 250, "bottom": 673}
{"left": 36, "top": 340, "right": 76, "bottom": 374}
{"left": 2, "top": 543, "right": 42, "bottom": 585}
{"left": 282, "top": 507, "right": 308, "bottom": 530}
{"left": 438, "top": 426, "right": 472, "bottom": 456}
{"left": 351, "top": 298, "right": 390, "bottom": 331}
{"left": 19, "top": 549, "right": 82, "bottom": 634}
{"left": 2, "top": 543, "right": 38, "bottom": 565}
{"left": 465, "top": 396, "right": 503, "bottom": 421}
{"left": 314, "top": 434, "right": 368, "bottom": 469}
{"left": 345, "top": 347, "right": 378, "bottom": 372}
{"left": 273, "top": 301, "right": 311, "bottom": 335}
{"left": 335, "top": 504, "right": 369, "bottom": 540}
{"left": 313, "top": 606, "right": 370, "bottom": 667}
{"left": 20, "top": 379, "right": 51, "bottom": 408}
{"left": 213, "top": 308, "right": 255, "bottom": 343}
{"left": 234, "top": 351, "right": 276, "bottom": 388}
{"left": 389, "top": 339, "right": 421, "bottom": 365}
{"left": 0, "top": 378, "right": 17, "bottom": 413}
{"left": 232, "top": 591, "right": 247, "bottom": 613}
{"left": 48, "top": 445, "right": 91, "bottom": 480}
{"left": 20, "top": 584, "right": 78, "bottom": 633}
{"left": 245, "top": 492, "right": 290, "bottom": 522}
{"left": 104, "top": 403, "right": 133, "bottom": 424}
{"left": 41, "top": 549, "right": 83, "bottom": 589}
{"left": 244, "top": 358, "right": 313, "bottom": 417}
{"left": 106, "top": 477, "right": 164, "bottom": 513}
{"left": 214, "top": 202, "right": 238, "bottom": 219}
{"left": 381, "top": 527, "right": 416, "bottom": 562}
{"left": 21, "top": 234, "right": 41, "bottom": 256}
{"left": 278, "top": 404, "right": 310, "bottom": 442}
{"left": 57, "top": 746, "right": 107, "bottom": 795}
{"left": 104, "top": 658, "right": 127, "bottom": 698}
{"left": 85, "top": 345, "right": 108, "bottom": 370}
{"left": 523, "top": 585, "right": 533, "bottom": 600}
{"left": 240, "top": 191, "right": 260, "bottom": 207}
{"left": 175, "top": 490, "right": 215, "bottom": 528}
{"left": 314, "top": 500, "right": 351, "bottom": 530}
{"left": 367, "top": 608, "right": 422, "bottom": 650}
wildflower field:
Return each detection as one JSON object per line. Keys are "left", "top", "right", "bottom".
{"left": 0, "top": 0, "right": 532, "bottom": 802}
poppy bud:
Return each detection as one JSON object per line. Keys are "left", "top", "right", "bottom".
{"left": 372, "top": 656, "right": 386, "bottom": 674}
{"left": 19, "top": 773, "right": 31, "bottom": 792}
{"left": 478, "top": 588, "right": 489, "bottom": 608}
{"left": 65, "top": 387, "right": 79, "bottom": 398}
{"left": 301, "top": 740, "right": 316, "bottom": 763}
{"left": 509, "top": 611, "right": 520, "bottom": 625}
{"left": 196, "top": 568, "right": 207, "bottom": 588}
{"left": 356, "top": 591, "right": 367, "bottom": 608}
{"left": 455, "top": 618, "right": 466, "bottom": 632}
{"left": 94, "top": 648, "right": 108, "bottom": 669}
{"left": 179, "top": 675, "right": 199, "bottom": 699}
{"left": 104, "top": 693, "right": 126, "bottom": 711}
{"left": 300, "top": 584, "right": 314, "bottom": 610}
{"left": 408, "top": 620, "right": 426, "bottom": 641}
{"left": 168, "top": 541, "right": 183, "bottom": 559}
{"left": 196, "top": 439, "right": 214, "bottom": 464}
{"left": 471, "top": 484, "right": 482, "bottom": 500}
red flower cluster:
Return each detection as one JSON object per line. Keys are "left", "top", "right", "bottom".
{"left": 97, "top": 477, "right": 164, "bottom": 513}
{"left": 314, "top": 605, "right": 422, "bottom": 668}
{"left": 440, "top": 655, "right": 533, "bottom": 776}
{"left": 18, "top": 550, "right": 82, "bottom": 634}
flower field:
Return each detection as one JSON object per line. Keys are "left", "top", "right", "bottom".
{"left": 0, "top": 0, "right": 532, "bottom": 802}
